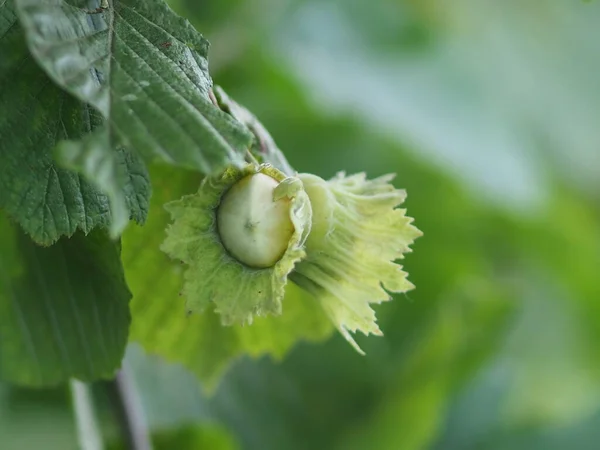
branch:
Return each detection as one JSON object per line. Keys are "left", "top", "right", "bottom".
{"left": 70, "top": 379, "right": 104, "bottom": 450}
{"left": 106, "top": 366, "right": 153, "bottom": 450}
{"left": 213, "top": 86, "right": 296, "bottom": 176}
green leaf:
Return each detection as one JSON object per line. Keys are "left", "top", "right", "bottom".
{"left": 0, "top": 2, "right": 149, "bottom": 244}
{"left": 56, "top": 128, "right": 151, "bottom": 238}
{"left": 123, "top": 165, "right": 333, "bottom": 387}
{"left": 15, "top": 0, "right": 253, "bottom": 173}
{"left": 0, "top": 213, "right": 132, "bottom": 386}
{"left": 107, "top": 424, "right": 240, "bottom": 450}
{"left": 0, "top": 383, "right": 78, "bottom": 450}
{"left": 152, "top": 425, "right": 239, "bottom": 450}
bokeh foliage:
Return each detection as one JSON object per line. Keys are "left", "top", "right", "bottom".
{"left": 2, "top": 0, "right": 600, "bottom": 449}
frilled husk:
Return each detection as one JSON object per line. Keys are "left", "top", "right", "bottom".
{"left": 291, "top": 172, "right": 422, "bottom": 353}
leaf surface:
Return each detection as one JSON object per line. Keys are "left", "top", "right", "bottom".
{"left": 0, "top": 1, "right": 149, "bottom": 244}
{"left": 15, "top": 0, "right": 252, "bottom": 173}
{"left": 0, "top": 213, "right": 131, "bottom": 386}
{"left": 56, "top": 127, "right": 151, "bottom": 238}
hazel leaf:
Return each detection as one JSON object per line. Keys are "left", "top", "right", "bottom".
{"left": 0, "top": 213, "right": 131, "bottom": 386}
{"left": 0, "top": 1, "right": 149, "bottom": 245}
{"left": 15, "top": 0, "right": 253, "bottom": 174}
{"left": 55, "top": 127, "right": 151, "bottom": 239}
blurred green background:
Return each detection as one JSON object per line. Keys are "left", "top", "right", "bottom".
{"left": 2, "top": 0, "right": 600, "bottom": 448}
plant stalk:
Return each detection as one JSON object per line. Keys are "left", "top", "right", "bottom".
{"left": 107, "top": 365, "right": 153, "bottom": 450}
{"left": 70, "top": 379, "right": 104, "bottom": 450}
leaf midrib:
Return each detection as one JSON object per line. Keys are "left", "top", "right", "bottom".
{"left": 106, "top": 0, "right": 115, "bottom": 146}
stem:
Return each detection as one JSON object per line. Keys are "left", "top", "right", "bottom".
{"left": 70, "top": 379, "right": 104, "bottom": 450}
{"left": 212, "top": 86, "right": 296, "bottom": 176}
{"left": 246, "top": 149, "right": 260, "bottom": 166}
{"left": 106, "top": 366, "right": 152, "bottom": 450}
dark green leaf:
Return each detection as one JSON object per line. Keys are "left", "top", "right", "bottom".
{"left": 0, "top": 383, "right": 77, "bottom": 450}
{"left": 15, "top": 0, "right": 253, "bottom": 173}
{"left": 0, "top": 213, "right": 131, "bottom": 386}
{"left": 0, "top": 1, "right": 150, "bottom": 244}
{"left": 56, "top": 128, "right": 151, "bottom": 238}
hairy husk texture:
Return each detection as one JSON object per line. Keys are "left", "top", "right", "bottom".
{"left": 161, "top": 164, "right": 312, "bottom": 325}
{"left": 291, "top": 172, "right": 422, "bottom": 353}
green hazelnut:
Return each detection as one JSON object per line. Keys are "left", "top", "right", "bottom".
{"left": 217, "top": 173, "right": 295, "bottom": 269}
{"left": 161, "top": 164, "right": 312, "bottom": 325}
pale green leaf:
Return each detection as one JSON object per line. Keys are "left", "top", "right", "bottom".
{"left": 0, "top": 1, "right": 149, "bottom": 244}
{"left": 0, "top": 212, "right": 131, "bottom": 386}
{"left": 123, "top": 164, "right": 333, "bottom": 387}
{"left": 15, "top": 0, "right": 253, "bottom": 173}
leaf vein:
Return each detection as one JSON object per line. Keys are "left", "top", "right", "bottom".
{"left": 117, "top": 4, "right": 206, "bottom": 92}
{"left": 58, "top": 240, "right": 97, "bottom": 376}
{"left": 27, "top": 239, "right": 74, "bottom": 375}
{"left": 111, "top": 28, "right": 218, "bottom": 168}
{"left": 0, "top": 253, "right": 44, "bottom": 383}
